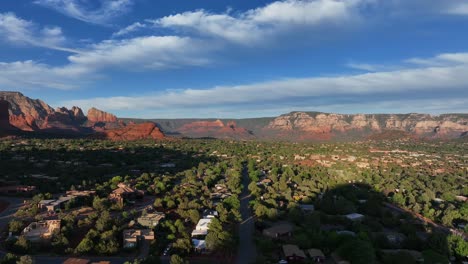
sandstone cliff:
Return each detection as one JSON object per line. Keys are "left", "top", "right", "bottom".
{"left": 266, "top": 112, "right": 468, "bottom": 139}
{"left": 177, "top": 119, "right": 253, "bottom": 139}
{"left": 93, "top": 122, "right": 165, "bottom": 140}
{"left": 0, "top": 91, "right": 55, "bottom": 130}
{"left": 87, "top": 107, "right": 117, "bottom": 123}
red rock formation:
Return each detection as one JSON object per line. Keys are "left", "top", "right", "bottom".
{"left": 266, "top": 112, "right": 468, "bottom": 140}
{"left": 177, "top": 119, "right": 253, "bottom": 139}
{"left": 87, "top": 107, "right": 117, "bottom": 123}
{"left": 94, "top": 122, "right": 165, "bottom": 141}
{"left": 0, "top": 91, "right": 54, "bottom": 130}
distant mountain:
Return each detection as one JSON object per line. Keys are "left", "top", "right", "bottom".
{"left": 125, "top": 112, "right": 468, "bottom": 141}
{"left": 0, "top": 91, "right": 466, "bottom": 141}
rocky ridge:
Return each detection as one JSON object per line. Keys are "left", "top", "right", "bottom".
{"left": 0, "top": 92, "right": 164, "bottom": 140}
{"left": 87, "top": 107, "right": 117, "bottom": 123}
{"left": 266, "top": 112, "right": 468, "bottom": 139}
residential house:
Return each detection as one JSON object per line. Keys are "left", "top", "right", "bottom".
{"left": 191, "top": 218, "right": 212, "bottom": 237}
{"left": 23, "top": 220, "right": 61, "bottom": 242}
{"left": 123, "top": 229, "right": 154, "bottom": 248}
{"left": 263, "top": 222, "right": 293, "bottom": 238}
{"left": 455, "top": 196, "right": 468, "bottom": 202}
{"left": 282, "top": 244, "right": 306, "bottom": 262}
{"left": 307, "top": 249, "right": 325, "bottom": 263}
{"left": 39, "top": 195, "right": 74, "bottom": 212}
{"left": 109, "top": 183, "right": 144, "bottom": 205}
{"left": 137, "top": 212, "right": 165, "bottom": 228}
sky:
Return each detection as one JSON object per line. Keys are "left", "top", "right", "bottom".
{"left": 0, "top": 0, "right": 468, "bottom": 118}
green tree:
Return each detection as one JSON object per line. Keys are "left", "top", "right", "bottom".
{"left": 170, "top": 254, "right": 188, "bottom": 264}
{"left": 16, "top": 255, "right": 33, "bottom": 264}
{"left": 8, "top": 220, "right": 24, "bottom": 234}
{"left": 75, "top": 237, "right": 94, "bottom": 254}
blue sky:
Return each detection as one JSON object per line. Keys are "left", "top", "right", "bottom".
{"left": 0, "top": 0, "right": 467, "bottom": 118}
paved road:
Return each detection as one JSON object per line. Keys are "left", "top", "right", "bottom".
{"left": 235, "top": 165, "right": 256, "bottom": 264}
{"left": 0, "top": 196, "right": 25, "bottom": 231}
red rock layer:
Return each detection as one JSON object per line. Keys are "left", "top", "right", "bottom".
{"left": 94, "top": 122, "right": 165, "bottom": 141}
{"left": 87, "top": 107, "right": 117, "bottom": 123}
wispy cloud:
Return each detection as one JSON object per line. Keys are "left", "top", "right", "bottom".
{"left": 0, "top": 12, "right": 78, "bottom": 53}
{"left": 112, "top": 22, "right": 146, "bottom": 37}
{"left": 34, "top": 0, "right": 133, "bottom": 25}
{"left": 61, "top": 52, "right": 468, "bottom": 117}
{"left": 0, "top": 60, "right": 92, "bottom": 90}
{"left": 67, "top": 36, "right": 216, "bottom": 70}
{"left": 444, "top": 2, "right": 468, "bottom": 15}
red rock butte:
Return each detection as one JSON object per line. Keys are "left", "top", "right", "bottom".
{"left": 87, "top": 107, "right": 117, "bottom": 123}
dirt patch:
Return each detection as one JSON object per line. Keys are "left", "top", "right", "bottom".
{"left": 0, "top": 199, "right": 10, "bottom": 214}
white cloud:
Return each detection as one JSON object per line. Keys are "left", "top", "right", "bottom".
{"left": 0, "top": 12, "right": 77, "bottom": 53}
{"left": 112, "top": 22, "right": 146, "bottom": 37}
{"left": 0, "top": 60, "right": 90, "bottom": 90}
{"left": 405, "top": 53, "right": 468, "bottom": 66}
{"left": 444, "top": 2, "right": 468, "bottom": 15}
{"left": 0, "top": 34, "right": 216, "bottom": 90}
{"left": 67, "top": 36, "right": 215, "bottom": 70}
{"left": 152, "top": 0, "right": 365, "bottom": 44}
{"left": 34, "top": 0, "right": 133, "bottom": 25}
{"left": 62, "top": 52, "right": 468, "bottom": 116}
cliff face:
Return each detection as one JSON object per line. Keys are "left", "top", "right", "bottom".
{"left": 266, "top": 112, "right": 468, "bottom": 139}
{"left": 0, "top": 91, "right": 89, "bottom": 131}
{"left": 94, "top": 122, "right": 165, "bottom": 141}
{"left": 177, "top": 119, "right": 253, "bottom": 139}
{"left": 87, "top": 107, "right": 117, "bottom": 123}
{"left": 0, "top": 91, "right": 166, "bottom": 140}
{"left": 0, "top": 91, "right": 55, "bottom": 130}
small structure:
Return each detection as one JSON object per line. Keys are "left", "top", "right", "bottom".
{"left": 39, "top": 195, "right": 75, "bottom": 212}
{"left": 307, "top": 248, "right": 325, "bottom": 263}
{"left": 336, "top": 230, "right": 356, "bottom": 237}
{"left": 191, "top": 218, "right": 212, "bottom": 237}
{"left": 263, "top": 222, "right": 293, "bottom": 238}
{"left": 23, "top": 220, "right": 61, "bottom": 242}
{"left": 344, "top": 213, "right": 364, "bottom": 221}
{"left": 0, "top": 185, "right": 36, "bottom": 195}
{"left": 299, "top": 204, "right": 315, "bottom": 212}
{"left": 202, "top": 209, "right": 218, "bottom": 218}
{"left": 380, "top": 232, "right": 406, "bottom": 245}
{"left": 137, "top": 212, "right": 165, "bottom": 228}
{"left": 455, "top": 196, "right": 468, "bottom": 202}
{"left": 282, "top": 244, "right": 306, "bottom": 262}
{"left": 123, "top": 229, "right": 154, "bottom": 248}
